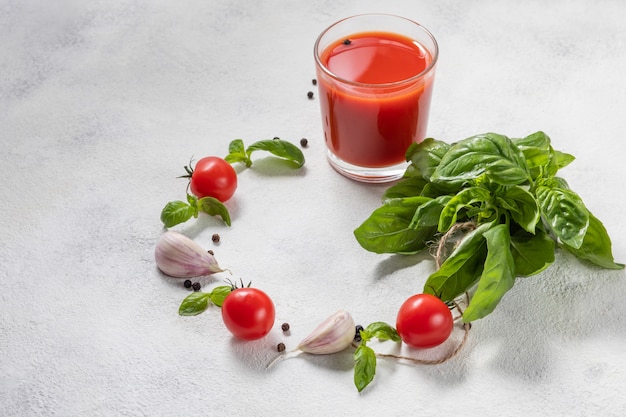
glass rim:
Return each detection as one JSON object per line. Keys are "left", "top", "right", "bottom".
{"left": 314, "top": 13, "right": 439, "bottom": 89}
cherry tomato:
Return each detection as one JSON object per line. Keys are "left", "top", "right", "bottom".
{"left": 189, "top": 156, "right": 237, "bottom": 202}
{"left": 396, "top": 293, "right": 453, "bottom": 348}
{"left": 221, "top": 288, "right": 275, "bottom": 340}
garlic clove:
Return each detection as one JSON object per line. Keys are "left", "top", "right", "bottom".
{"left": 155, "top": 231, "right": 228, "bottom": 278}
{"left": 296, "top": 310, "right": 356, "bottom": 355}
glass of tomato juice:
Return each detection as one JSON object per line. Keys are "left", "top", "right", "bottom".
{"left": 314, "top": 14, "right": 438, "bottom": 183}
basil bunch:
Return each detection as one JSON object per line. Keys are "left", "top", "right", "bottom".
{"left": 354, "top": 132, "right": 623, "bottom": 322}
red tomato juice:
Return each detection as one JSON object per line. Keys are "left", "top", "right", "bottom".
{"left": 316, "top": 31, "right": 435, "bottom": 167}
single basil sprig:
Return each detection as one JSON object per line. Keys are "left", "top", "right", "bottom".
{"left": 225, "top": 138, "right": 305, "bottom": 168}
{"left": 161, "top": 193, "right": 231, "bottom": 227}
{"left": 179, "top": 285, "right": 232, "bottom": 315}
{"left": 161, "top": 138, "right": 305, "bottom": 228}
{"left": 353, "top": 322, "right": 401, "bottom": 392}
{"left": 355, "top": 131, "right": 624, "bottom": 323}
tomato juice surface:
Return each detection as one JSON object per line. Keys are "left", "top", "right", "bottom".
{"left": 317, "top": 30, "right": 435, "bottom": 168}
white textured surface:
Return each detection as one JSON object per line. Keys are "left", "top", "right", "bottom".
{"left": 2, "top": 0, "right": 626, "bottom": 416}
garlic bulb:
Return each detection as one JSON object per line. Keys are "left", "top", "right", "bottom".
{"left": 155, "top": 231, "right": 228, "bottom": 278}
{"left": 296, "top": 310, "right": 355, "bottom": 355}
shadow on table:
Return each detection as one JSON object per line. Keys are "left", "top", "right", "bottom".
{"left": 366, "top": 249, "right": 626, "bottom": 385}
{"left": 372, "top": 251, "right": 434, "bottom": 281}
{"left": 228, "top": 335, "right": 355, "bottom": 374}
{"left": 478, "top": 252, "right": 626, "bottom": 380}
{"left": 235, "top": 156, "right": 308, "bottom": 177}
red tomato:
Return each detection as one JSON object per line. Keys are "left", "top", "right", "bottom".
{"left": 189, "top": 156, "right": 237, "bottom": 202}
{"left": 221, "top": 288, "right": 275, "bottom": 340}
{"left": 396, "top": 293, "right": 453, "bottom": 348}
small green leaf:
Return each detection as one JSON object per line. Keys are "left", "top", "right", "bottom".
{"left": 365, "top": 322, "right": 401, "bottom": 342}
{"left": 438, "top": 187, "right": 492, "bottom": 232}
{"left": 383, "top": 176, "right": 429, "bottom": 200}
{"left": 432, "top": 133, "right": 530, "bottom": 186}
{"left": 409, "top": 195, "right": 452, "bottom": 229}
{"left": 354, "top": 344, "right": 377, "bottom": 392}
{"left": 247, "top": 139, "right": 305, "bottom": 167}
{"left": 225, "top": 139, "right": 251, "bottom": 166}
{"left": 420, "top": 181, "right": 461, "bottom": 198}
{"left": 512, "top": 131, "right": 552, "bottom": 176}
{"left": 354, "top": 196, "right": 437, "bottom": 254}
{"left": 553, "top": 150, "right": 575, "bottom": 170}
{"left": 496, "top": 186, "right": 540, "bottom": 233}
{"left": 512, "top": 131, "right": 551, "bottom": 150}
{"left": 563, "top": 211, "right": 624, "bottom": 269}
{"left": 423, "top": 222, "right": 492, "bottom": 301}
{"left": 463, "top": 224, "right": 516, "bottom": 322}
{"left": 179, "top": 292, "right": 211, "bottom": 316}
{"left": 208, "top": 285, "right": 233, "bottom": 307}
{"left": 197, "top": 196, "right": 232, "bottom": 226}
{"left": 510, "top": 229, "right": 555, "bottom": 276}
{"left": 161, "top": 200, "right": 195, "bottom": 228}
{"left": 535, "top": 184, "right": 588, "bottom": 249}
{"left": 407, "top": 138, "right": 451, "bottom": 181}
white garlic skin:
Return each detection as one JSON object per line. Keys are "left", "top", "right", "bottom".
{"left": 155, "top": 231, "right": 227, "bottom": 278}
{"left": 297, "top": 310, "right": 356, "bottom": 355}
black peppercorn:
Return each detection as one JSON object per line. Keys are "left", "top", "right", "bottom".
{"left": 307, "top": 91, "right": 314, "bottom": 99}
{"left": 212, "top": 233, "right": 220, "bottom": 243}
{"left": 184, "top": 280, "right": 192, "bottom": 289}
{"left": 207, "top": 249, "right": 214, "bottom": 255}
{"left": 281, "top": 322, "right": 290, "bottom": 332}
{"left": 273, "top": 136, "right": 280, "bottom": 140}
{"left": 192, "top": 282, "right": 201, "bottom": 291}
{"left": 354, "top": 325, "right": 364, "bottom": 342}
{"left": 277, "top": 342, "right": 286, "bottom": 352}
{"left": 312, "top": 78, "right": 317, "bottom": 85}
{"left": 299, "top": 138, "right": 308, "bottom": 148}
{"left": 343, "top": 38, "right": 351, "bottom": 45}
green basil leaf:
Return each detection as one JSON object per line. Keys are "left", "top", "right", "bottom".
{"left": 543, "top": 146, "right": 576, "bottom": 178}
{"left": 407, "top": 138, "right": 451, "bottom": 181}
{"left": 463, "top": 224, "right": 516, "bottom": 322}
{"left": 512, "top": 131, "right": 551, "bottom": 150}
{"left": 431, "top": 133, "right": 530, "bottom": 186}
{"left": 420, "top": 181, "right": 461, "bottom": 197}
{"left": 401, "top": 161, "right": 422, "bottom": 178}
{"left": 423, "top": 222, "right": 492, "bottom": 301}
{"left": 410, "top": 195, "right": 452, "bottom": 229}
{"left": 512, "top": 132, "right": 551, "bottom": 179}
{"left": 197, "top": 196, "right": 231, "bottom": 226}
{"left": 521, "top": 146, "right": 551, "bottom": 170}
{"left": 246, "top": 139, "right": 305, "bottom": 168}
{"left": 554, "top": 150, "right": 575, "bottom": 170}
{"left": 511, "top": 131, "right": 552, "bottom": 175}
{"left": 161, "top": 200, "right": 195, "bottom": 228}
{"left": 365, "top": 322, "right": 401, "bottom": 342}
{"left": 535, "top": 184, "right": 588, "bottom": 249}
{"left": 543, "top": 176, "right": 570, "bottom": 190}
{"left": 438, "top": 187, "right": 492, "bottom": 232}
{"left": 563, "top": 211, "right": 624, "bottom": 269}
{"left": 354, "top": 196, "right": 436, "bottom": 254}
{"left": 382, "top": 196, "right": 433, "bottom": 208}
{"left": 510, "top": 229, "right": 555, "bottom": 276}
{"left": 208, "top": 285, "right": 233, "bottom": 307}
{"left": 354, "top": 344, "right": 377, "bottom": 392}
{"left": 225, "top": 139, "right": 251, "bottom": 166}
{"left": 179, "top": 292, "right": 211, "bottom": 316}
{"left": 383, "top": 176, "right": 429, "bottom": 200}
{"left": 496, "top": 186, "right": 540, "bottom": 233}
